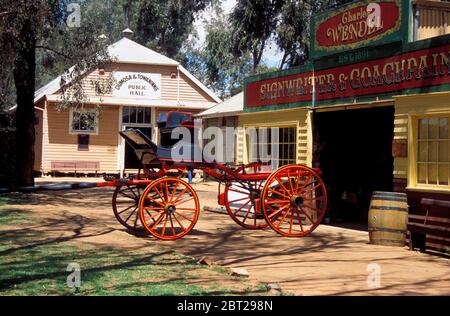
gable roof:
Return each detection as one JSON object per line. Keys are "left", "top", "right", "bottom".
{"left": 196, "top": 92, "right": 243, "bottom": 118}
{"left": 11, "top": 37, "right": 219, "bottom": 109}
{"left": 108, "top": 37, "right": 179, "bottom": 66}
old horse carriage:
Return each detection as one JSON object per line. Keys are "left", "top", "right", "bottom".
{"left": 110, "top": 120, "right": 327, "bottom": 240}
{"left": 0, "top": 111, "right": 327, "bottom": 241}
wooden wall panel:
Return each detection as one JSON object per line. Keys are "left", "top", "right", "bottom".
{"left": 42, "top": 104, "right": 120, "bottom": 173}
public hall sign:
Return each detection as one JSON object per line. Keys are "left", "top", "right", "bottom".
{"left": 311, "top": 0, "right": 409, "bottom": 59}
{"left": 245, "top": 40, "right": 450, "bottom": 109}
{"left": 113, "top": 71, "right": 161, "bottom": 99}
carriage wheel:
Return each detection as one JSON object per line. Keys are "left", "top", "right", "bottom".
{"left": 139, "top": 177, "right": 200, "bottom": 240}
{"left": 261, "top": 165, "right": 327, "bottom": 237}
{"left": 224, "top": 180, "right": 269, "bottom": 229}
{"left": 112, "top": 184, "right": 147, "bottom": 231}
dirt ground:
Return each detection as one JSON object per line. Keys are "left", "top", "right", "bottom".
{"left": 4, "top": 177, "right": 450, "bottom": 295}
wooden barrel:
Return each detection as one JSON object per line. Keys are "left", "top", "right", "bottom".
{"left": 368, "top": 191, "right": 409, "bottom": 247}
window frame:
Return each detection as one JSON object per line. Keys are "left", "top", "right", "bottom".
{"left": 245, "top": 123, "right": 298, "bottom": 167}
{"left": 122, "top": 106, "right": 152, "bottom": 126}
{"left": 69, "top": 108, "right": 99, "bottom": 135}
{"left": 410, "top": 113, "right": 450, "bottom": 190}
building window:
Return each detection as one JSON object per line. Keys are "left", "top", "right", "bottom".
{"left": 122, "top": 106, "right": 151, "bottom": 125}
{"left": 78, "top": 134, "right": 90, "bottom": 151}
{"left": 70, "top": 110, "right": 98, "bottom": 134}
{"left": 417, "top": 116, "right": 449, "bottom": 187}
{"left": 249, "top": 127, "right": 297, "bottom": 167}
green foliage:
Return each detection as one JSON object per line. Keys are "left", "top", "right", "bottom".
{"left": 228, "top": 0, "right": 351, "bottom": 71}
{"left": 201, "top": 12, "right": 253, "bottom": 98}
{"left": 133, "top": 0, "right": 218, "bottom": 60}
{"left": 230, "top": 0, "right": 284, "bottom": 71}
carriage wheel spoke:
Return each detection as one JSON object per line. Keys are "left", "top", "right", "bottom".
{"left": 133, "top": 209, "right": 140, "bottom": 227}
{"left": 295, "top": 207, "right": 304, "bottom": 232}
{"left": 257, "top": 180, "right": 264, "bottom": 190}
{"left": 118, "top": 191, "right": 135, "bottom": 200}
{"left": 265, "top": 199, "right": 289, "bottom": 205}
{"left": 124, "top": 206, "right": 138, "bottom": 223}
{"left": 267, "top": 203, "right": 290, "bottom": 219}
{"left": 174, "top": 196, "right": 194, "bottom": 206}
{"left": 303, "top": 197, "right": 323, "bottom": 201}
{"left": 145, "top": 209, "right": 162, "bottom": 223}
{"left": 275, "top": 206, "right": 291, "bottom": 228}
{"left": 233, "top": 199, "right": 251, "bottom": 216}
{"left": 268, "top": 188, "right": 291, "bottom": 200}
{"left": 299, "top": 207, "right": 315, "bottom": 224}
{"left": 174, "top": 211, "right": 194, "bottom": 223}
{"left": 227, "top": 187, "right": 250, "bottom": 195}
{"left": 287, "top": 170, "right": 294, "bottom": 192}
{"left": 274, "top": 176, "right": 291, "bottom": 195}
{"left": 173, "top": 187, "right": 189, "bottom": 203}
{"left": 148, "top": 212, "right": 165, "bottom": 228}
{"left": 169, "top": 213, "right": 176, "bottom": 236}
{"left": 153, "top": 186, "right": 165, "bottom": 202}
{"left": 117, "top": 204, "right": 136, "bottom": 215}
{"left": 302, "top": 184, "right": 322, "bottom": 196}
{"left": 161, "top": 213, "right": 169, "bottom": 236}
{"left": 302, "top": 202, "right": 325, "bottom": 213}
{"left": 241, "top": 204, "right": 253, "bottom": 224}
{"left": 289, "top": 207, "right": 295, "bottom": 234}
{"left": 127, "top": 186, "right": 139, "bottom": 199}
{"left": 170, "top": 181, "right": 180, "bottom": 201}
{"left": 228, "top": 197, "right": 250, "bottom": 204}
{"left": 172, "top": 212, "right": 185, "bottom": 231}
{"left": 145, "top": 196, "right": 165, "bottom": 207}
{"left": 297, "top": 174, "right": 313, "bottom": 195}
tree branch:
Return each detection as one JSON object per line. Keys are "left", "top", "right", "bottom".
{"left": 0, "top": 10, "right": 15, "bottom": 19}
{"left": 36, "top": 45, "right": 71, "bottom": 60}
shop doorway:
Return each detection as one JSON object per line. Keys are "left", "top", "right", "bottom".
{"left": 313, "top": 106, "right": 394, "bottom": 223}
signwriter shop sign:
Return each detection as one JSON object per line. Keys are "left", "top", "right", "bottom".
{"left": 113, "top": 72, "right": 161, "bottom": 99}
{"left": 245, "top": 43, "right": 450, "bottom": 108}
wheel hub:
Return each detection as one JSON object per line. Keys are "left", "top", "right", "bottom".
{"left": 165, "top": 204, "right": 176, "bottom": 214}
{"left": 291, "top": 195, "right": 304, "bottom": 207}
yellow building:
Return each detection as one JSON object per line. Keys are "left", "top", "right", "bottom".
{"left": 239, "top": 0, "right": 450, "bottom": 251}
{"left": 30, "top": 36, "right": 220, "bottom": 176}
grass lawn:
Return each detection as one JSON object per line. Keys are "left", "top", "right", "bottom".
{"left": 0, "top": 195, "right": 271, "bottom": 296}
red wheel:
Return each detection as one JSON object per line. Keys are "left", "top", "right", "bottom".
{"left": 261, "top": 165, "right": 327, "bottom": 237}
{"left": 138, "top": 177, "right": 200, "bottom": 240}
{"left": 224, "top": 180, "right": 269, "bottom": 229}
{"left": 112, "top": 184, "right": 147, "bottom": 231}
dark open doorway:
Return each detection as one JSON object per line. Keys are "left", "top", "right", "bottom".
{"left": 313, "top": 106, "right": 395, "bottom": 223}
{"left": 124, "top": 127, "right": 152, "bottom": 169}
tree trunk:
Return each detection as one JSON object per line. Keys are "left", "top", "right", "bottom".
{"left": 253, "top": 41, "right": 266, "bottom": 72}
{"left": 13, "top": 19, "right": 36, "bottom": 187}
{"left": 279, "top": 51, "right": 287, "bottom": 71}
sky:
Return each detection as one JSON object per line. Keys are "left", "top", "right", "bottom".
{"left": 193, "top": 0, "right": 283, "bottom": 68}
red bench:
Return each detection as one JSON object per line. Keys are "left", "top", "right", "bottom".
{"left": 50, "top": 161, "right": 100, "bottom": 176}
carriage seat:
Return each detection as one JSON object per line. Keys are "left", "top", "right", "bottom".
{"left": 119, "top": 129, "right": 214, "bottom": 164}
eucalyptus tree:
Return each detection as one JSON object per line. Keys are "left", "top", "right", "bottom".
{"left": 0, "top": 0, "right": 112, "bottom": 187}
